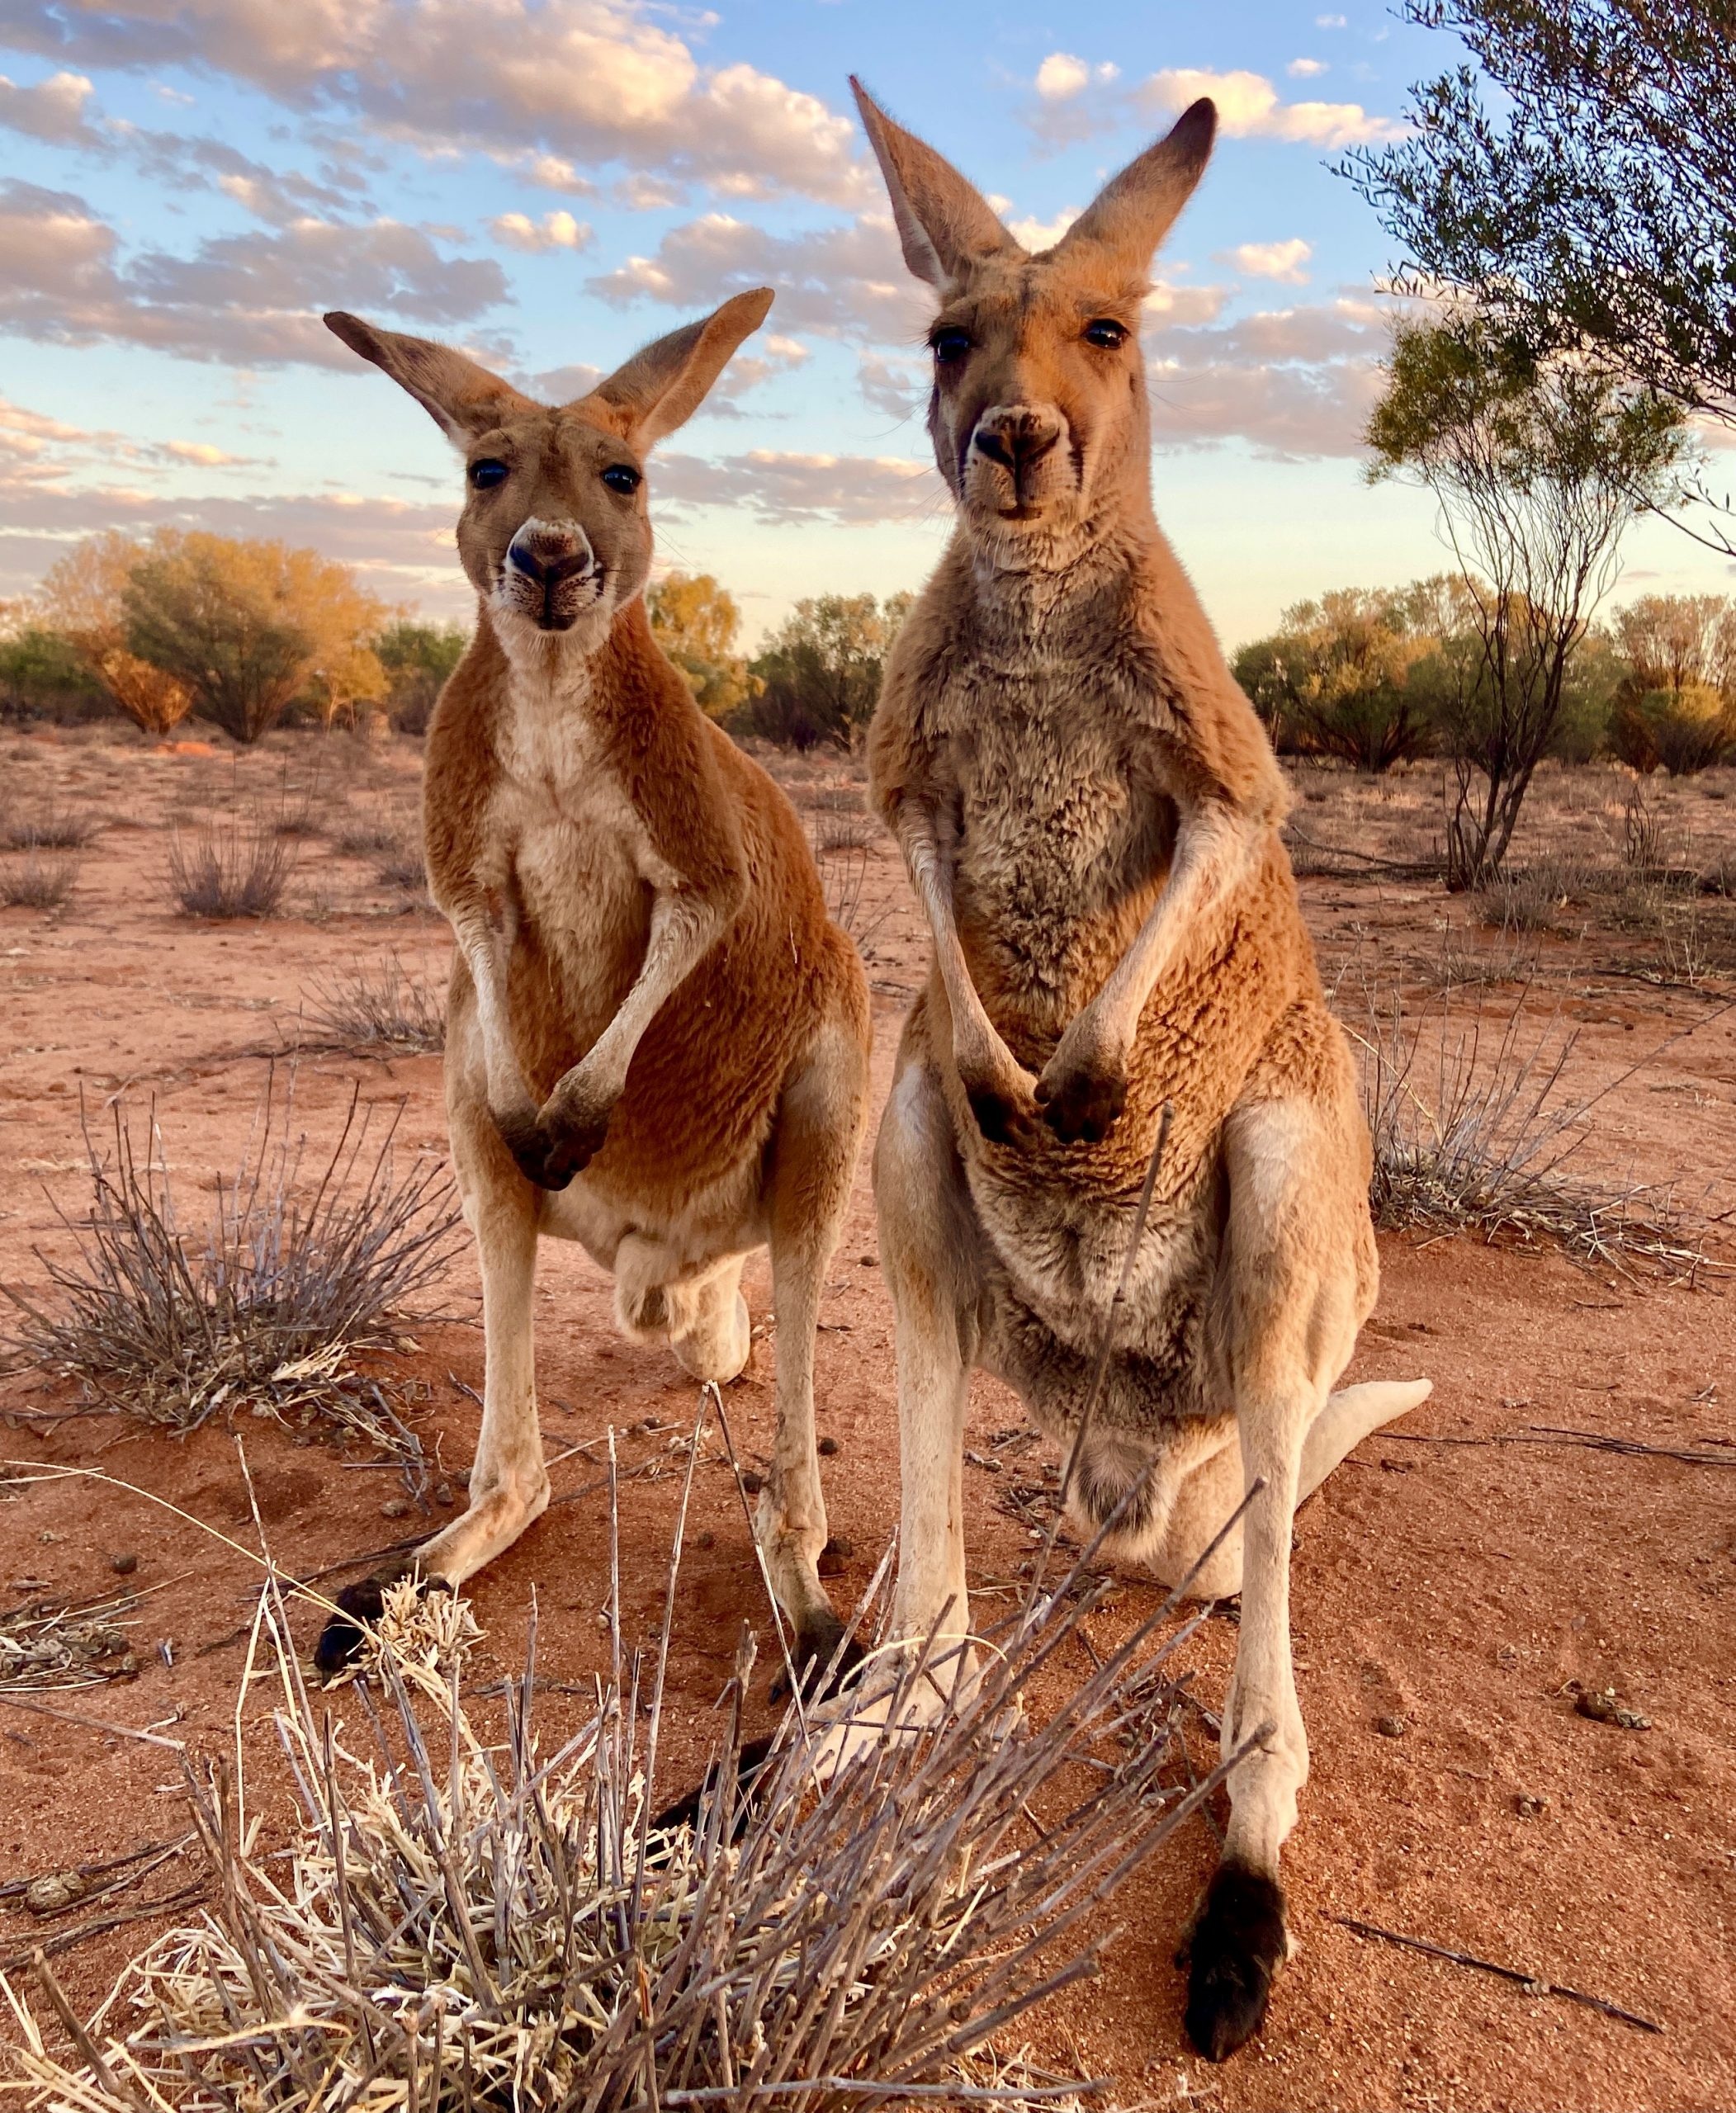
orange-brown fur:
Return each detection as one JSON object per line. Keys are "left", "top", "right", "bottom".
{"left": 322, "top": 296, "right": 870, "bottom": 1679}
{"left": 849, "top": 81, "right": 1426, "bottom": 2064}
{"left": 427, "top": 602, "right": 859, "bottom": 1204}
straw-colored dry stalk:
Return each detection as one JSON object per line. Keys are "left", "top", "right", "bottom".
{"left": 0, "top": 1590, "right": 140, "bottom": 1691}
{"left": 3, "top": 1072, "right": 461, "bottom": 1455}
{"left": 3, "top": 1479, "right": 1244, "bottom": 2112}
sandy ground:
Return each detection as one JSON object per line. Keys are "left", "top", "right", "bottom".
{"left": 1, "top": 722, "right": 1734, "bottom": 2111}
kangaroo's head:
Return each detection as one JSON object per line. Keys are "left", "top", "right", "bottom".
{"left": 324, "top": 292, "right": 773, "bottom": 660}
{"left": 853, "top": 80, "right": 1214, "bottom": 569}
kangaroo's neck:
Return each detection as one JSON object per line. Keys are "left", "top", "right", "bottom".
{"left": 477, "top": 593, "right": 667, "bottom": 737}
{"left": 956, "top": 509, "right": 1151, "bottom": 654}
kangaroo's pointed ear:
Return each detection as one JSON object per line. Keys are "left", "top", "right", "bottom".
{"left": 324, "top": 313, "right": 537, "bottom": 442}
{"left": 850, "top": 77, "right": 1021, "bottom": 291}
{"left": 1054, "top": 99, "right": 1216, "bottom": 269}
{"left": 579, "top": 289, "right": 774, "bottom": 445}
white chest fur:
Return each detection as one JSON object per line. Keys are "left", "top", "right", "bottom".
{"left": 490, "top": 658, "right": 669, "bottom": 1015}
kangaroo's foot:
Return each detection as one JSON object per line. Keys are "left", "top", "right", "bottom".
{"left": 1180, "top": 1858, "right": 1289, "bottom": 2062}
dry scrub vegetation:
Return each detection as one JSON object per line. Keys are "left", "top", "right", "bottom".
{"left": 3, "top": 1427, "right": 1245, "bottom": 2113}
{"left": 4, "top": 1074, "right": 461, "bottom": 1457}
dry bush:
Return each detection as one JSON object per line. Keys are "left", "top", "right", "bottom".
{"left": 1622, "top": 778, "right": 1670, "bottom": 872}
{"left": 1700, "top": 853, "right": 1736, "bottom": 900}
{"left": 374, "top": 839, "right": 428, "bottom": 893}
{"left": 297, "top": 953, "right": 446, "bottom": 1054}
{"left": 0, "top": 1588, "right": 140, "bottom": 1690}
{"left": 1355, "top": 983, "right": 1715, "bottom": 1275}
{"left": 0, "top": 853, "right": 78, "bottom": 910}
{"left": 168, "top": 817, "right": 292, "bottom": 919}
{"left": 807, "top": 824, "right": 889, "bottom": 949}
{"left": 3, "top": 1444, "right": 1246, "bottom": 2113}
{"left": 270, "top": 763, "right": 327, "bottom": 839}
{"left": 3, "top": 802, "right": 97, "bottom": 850}
{"left": 1474, "top": 858, "right": 1592, "bottom": 935}
{"left": 333, "top": 812, "right": 404, "bottom": 856}
{"left": 4, "top": 1076, "right": 461, "bottom": 1451}
{"left": 814, "top": 812, "right": 875, "bottom": 853}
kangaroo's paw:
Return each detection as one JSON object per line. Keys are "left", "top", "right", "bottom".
{"left": 1181, "top": 1858, "right": 1289, "bottom": 2062}
{"left": 314, "top": 1567, "right": 450, "bottom": 1677}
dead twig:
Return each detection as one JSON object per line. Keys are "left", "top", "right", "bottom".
{"left": 0, "top": 1691, "right": 187, "bottom": 1748}
{"left": 0, "top": 1887, "right": 206, "bottom": 1977}
{"left": 1377, "top": 1428, "right": 1736, "bottom": 1467}
{"left": 1332, "top": 1916, "right": 1663, "bottom": 2035}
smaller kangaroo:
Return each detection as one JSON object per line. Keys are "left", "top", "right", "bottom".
{"left": 317, "top": 294, "right": 870, "bottom": 1684}
{"left": 851, "top": 83, "right": 1429, "bottom": 2062}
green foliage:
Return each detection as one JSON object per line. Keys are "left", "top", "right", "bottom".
{"left": 374, "top": 619, "right": 468, "bottom": 735}
{"left": 122, "top": 533, "right": 386, "bottom": 745}
{"left": 646, "top": 573, "right": 759, "bottom": 721}
{"left": 740, "top": 591, "right": 913, "bottom": 750}
{"left": 1366, "top": 318, "right": 1688, "bottom": 885}
{"left": 1232, "top": 587, "right": 1436, "bottom": 770}
{"left": 1343, "top": 2, "right": 1734, "bottom": 442}
{"left": 1609, "top": 685, "right": 1736, "bottom": 778}
{"left": 0, "top": 622, "right": 107, "bottom": 722}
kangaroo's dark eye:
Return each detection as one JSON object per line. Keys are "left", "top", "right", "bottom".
{"left": 469, "top": 458, "right": 509, "bottom": 489}
{"left": 1083, "top": 318, "right": 1128, "bottom": 351}
{"left": 602, "top": 464, "right": 641, "bottom": 494}
{"left": 930, "top": 327, "right": 972, "bottom": 366}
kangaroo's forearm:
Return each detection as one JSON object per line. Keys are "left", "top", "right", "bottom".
{"left": 556, "top": 886, "right": 728, "bottom": 1104}
{"left": 895, "top": 806, "right": 1011, "bottom": 1065}
{"left": 1091, "top": 802, "right": 1260, "bottom": 1041}
{"left": 447, "top": 901, "right": 533, "bottom": 1115}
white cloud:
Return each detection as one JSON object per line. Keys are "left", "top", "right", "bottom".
{"left": 1315, "top": 13, "right": 1349, "bottom": 26}
{"left": 491, "top": 209, "right": 591, "bottom": 252}
{"left": 1005, "top": 207, "right": 1078, "bottom": 252}
{"left": 0, "top": 395, "right": 90, "bottom": 458}
{"left": 1140, "top": 68, "right": 1403, "bottom": 150}
{"left": 521, "top": 360, "right": 605, "bottom": 402}
{"left": 1145, "top": 295, "right": 1397, "bottom": 459}
{"left": 156, "top": 438, "right": 252, "bottom": 465}
{"left": 0, "top": 178, "right": 507, "bottom": 368}
{"left": 656, "top": 447, "right": 942, "bottom": 525}
{"left": 856, "top": 352, "right": 924, "bottom": 422}
{"left": 0, "top": 69, "right": 97, "bottom": 144}
{"left": 1033, "top": 51, "right": 1119, "bottom": 102}
{"left": 1221, "top": 238, "right": 1313, "bottom": 285}
{"left": 1035, "top": 54, "right": 1087, "bottom": 101}
{"left": 1286, "top": 58, "right": 1328, "bottom": 78}
{"left": 0, "top": 0, "right": 865, "bottom": 204}
{"left": 1143, "top": 279, "right": 1233, "bottom": 326}
{"left": 586, "top": 210, "right": 921, "bottom": 344}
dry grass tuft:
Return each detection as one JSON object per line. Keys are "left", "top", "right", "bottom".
{"left": 3, "top": 1074, "right": 461, "bottom": 1452}
{"left": 2, "top": 1427, "right": 1242, "bottom": 2113}
{"left": 333, "top": 815, "right": 402, "bottom": 856}
{"left": 296, "top": 953, "right": 446, "bottom": 1054}
{"left": 1355, "top": 984, "right": 1723, "bottom": 1277}
{"left": 374, "top": 839, "right": 428, "bottom": 894}
{"left": 1473, "top": 858, "right": 1595, "bottom": 937}
{"left": 807, "top": 822, "right": 888, "bottom": 950}
{"left": 0, "top": 1589, "right": 140, "bottom": 1690}
{"left": 4, "top": 803, "right": 98, "bottom": 851}
{"left": 0, "top": 853, "right": 78, "bottom": 910}
{"left": 168, "top": 818, "right": 292, "bottom": 919}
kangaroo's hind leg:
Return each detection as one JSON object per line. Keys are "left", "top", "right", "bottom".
{"left": 755, "top": 1005, "right": 869, "bottom": 1690}
{"left": 874, "top": 1028, "right": 986, "bottom": 1693}
{"left": 316, "top": 1009, "right": 550, "bottom": 1670}
{"left": 1183, "top": 1086, "right": 1391, "bottom": 2063}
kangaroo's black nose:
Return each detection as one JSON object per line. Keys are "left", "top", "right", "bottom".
{"left": 506, "top": 530, "right": 594, "bottom": 589}
{"left": 972, "top": 415, "right": 1060, "bottom": 474}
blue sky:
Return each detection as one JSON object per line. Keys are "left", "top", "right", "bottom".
{"left": 1, "top": 0, "right": 1728, "bottom": 648}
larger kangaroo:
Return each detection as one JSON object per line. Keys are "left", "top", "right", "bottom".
{"left": 853, "top": 85, "right": 1430, "bottom": 2061}
{"left": 318, "top": 295, "right": 870, "bottom": 1683}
